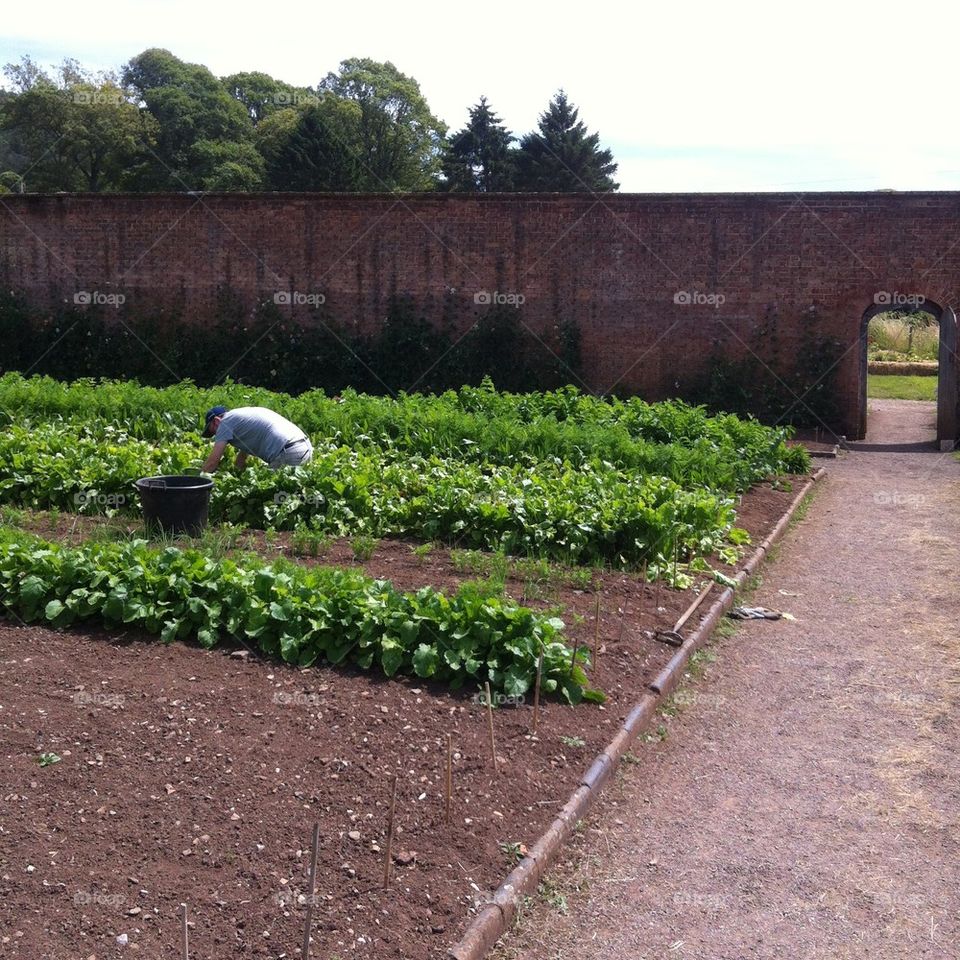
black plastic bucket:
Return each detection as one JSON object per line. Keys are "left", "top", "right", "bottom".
{"left": 135, "top": 475, "right": 214, "bottom": 536}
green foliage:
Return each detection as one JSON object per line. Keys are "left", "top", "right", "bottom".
{"left": 515, "top": 91, "right": 618, "bottom": 192}
{"left": 0, "top": 528, "right": 597, "bottom": 702}
{"left": 260, "top": 99, "right": 363, "bottom": 191}
{"left": 0, "top": 421, "right": 743, "bottom": 569}
{"left": 0, "top": 57, "right": 157, "bottom": 192}
{"left": 867, "top": 311, "right": 939, "bottom": 361}
{"left": 0, "top": 291, "right": 583, "bottom": 397}
{"left": 318, "top": 57, "right": 447, "bottom": 190}
{"left": 0, "top": 373, "right": 810, "bottom": 489}
{"left": 350, "top": 534, "right": 378, "bottom": 563}
{"left": 3, "top": 51, "right": 623, "bottom": 195}
{"left": 121, "top": 48, "right": 259, "bottom": 190}
{"left": 441, "top": 97, "right": 516, "bottom": 191}
{"left": 0, "top": 376, "right": 808, "bottom": 576}
{"left": 221, "top": 70, "right": 308, "bottom": 124}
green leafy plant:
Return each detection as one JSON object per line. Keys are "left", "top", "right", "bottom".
{"left": 350, "top": 534, "right": 378, "bottom": 563}
{"left": 498, "top": 841, "right": 526, "bottom": 863}
{"left": 0, "top": 528, "right": 605, "bottom": 703}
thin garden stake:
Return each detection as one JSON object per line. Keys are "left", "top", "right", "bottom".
{"left": 180, "top": 902, "right": 188, "bottom": 960}
{"left": 383, "top": 775, "right": 398, "bottom": 889}
{"left": 301, "top": 821, "right": 320, "bottom": 960}
{"left": 444, "top": 733, "right": 453, "bottom": 824}
{"left": 638, "top": 560, "right": 648, "bottom": 622}
{"left": 484, "top": 681, "right": 498, "bottom": 776}
{"left": 592, "top": 590, "right": 602, "bottom": 675}
{"left": 531, "top": 649, "right": 544, "bottom": 735}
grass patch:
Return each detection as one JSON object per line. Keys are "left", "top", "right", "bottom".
{"left": 868, "top": 374, "right": 937, "bottom": 401}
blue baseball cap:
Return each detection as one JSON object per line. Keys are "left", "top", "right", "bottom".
{"left": 202, "top": 405, "right": 227, "bottom": 437}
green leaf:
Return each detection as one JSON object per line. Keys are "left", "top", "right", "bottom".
{"left": 412, "top": 643, "right": 439, "bottom": 678}
{"left": 502, "top": 664, "right": 529, "bottom": 698}
{"left": 44, "top": 599, "right": 65, "bottom": 621}
{"left": 380, "top": 638, "right": 404, "bottom": 676}
{"left": 279, "top": 633, "right": 299, "bottom": 662}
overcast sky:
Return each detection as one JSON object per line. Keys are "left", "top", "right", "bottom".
{"left": 2, "top": 0, "right": 956, "bottom": 192}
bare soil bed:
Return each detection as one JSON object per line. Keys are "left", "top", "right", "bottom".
{"left": 0, "top": 480, "right": 797, "bottom": 960}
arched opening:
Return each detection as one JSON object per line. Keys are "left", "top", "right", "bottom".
{"left": 858, "top": 298, "right": 959, "bottom": 449}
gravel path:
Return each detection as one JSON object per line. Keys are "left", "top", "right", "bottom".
{"left": 496, "top": 399, "right": 960, "bottom": 960}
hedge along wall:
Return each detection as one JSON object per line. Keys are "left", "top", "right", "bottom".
{"left": 2, "top": 191, "right": 960, "bottom": 438}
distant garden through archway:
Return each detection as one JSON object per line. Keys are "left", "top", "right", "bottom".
{"left": 860, "top": 298, "right": 958, "bottom": 448}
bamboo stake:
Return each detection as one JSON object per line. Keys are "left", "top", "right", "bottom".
{"left": 484, "top": 681, "right": 498, "bottom": 776}
{"left": 444, "top": 734, "right": 453, "bottom": 824}
{"left": 637, "top": 560, "right": 648, "bottom": 623}
{"left": 531, "top": 649, "right": 544, "bottom": 735}
{"left": 382, "top": 775, "right": 398, "bottom": 889}
{"left": 301, "top": 822, "right": 320, "bottom": 960}
{"left": 592, "top": 590, "right": 602, "bottom": 675}
{"left": 180, "top": 902, "right": 188, "bottom": 960}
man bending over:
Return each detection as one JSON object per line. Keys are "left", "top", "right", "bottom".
{"left": 200, "top": 405, "right": 313, "bottom": 473}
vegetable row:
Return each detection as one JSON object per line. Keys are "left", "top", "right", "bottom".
{"left": 0, "top": 529, "right": 600, "bottom": 702}
{"left": 0, "top": 425, "right": 739, "bottom": 568}
{"left": 0, "top": 374, "right": 810, "bottom": 490}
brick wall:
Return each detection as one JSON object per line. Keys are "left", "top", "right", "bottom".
{"left": 3, "top": 191, "right": 959, "bottom": 438}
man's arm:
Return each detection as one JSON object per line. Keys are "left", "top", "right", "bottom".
{"left": 235, "top": 451, "right": 248, "bottom": 471}
{"left": 201, "top": 441, "right": 229, "bottom": 474}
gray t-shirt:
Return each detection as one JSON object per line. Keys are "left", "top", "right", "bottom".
{"left": 214, "top": 407, "right": 306, "bottom": 464}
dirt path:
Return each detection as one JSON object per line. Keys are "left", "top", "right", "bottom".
{"left": 496, "top": 399, "right": 960, "bottom": 960}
